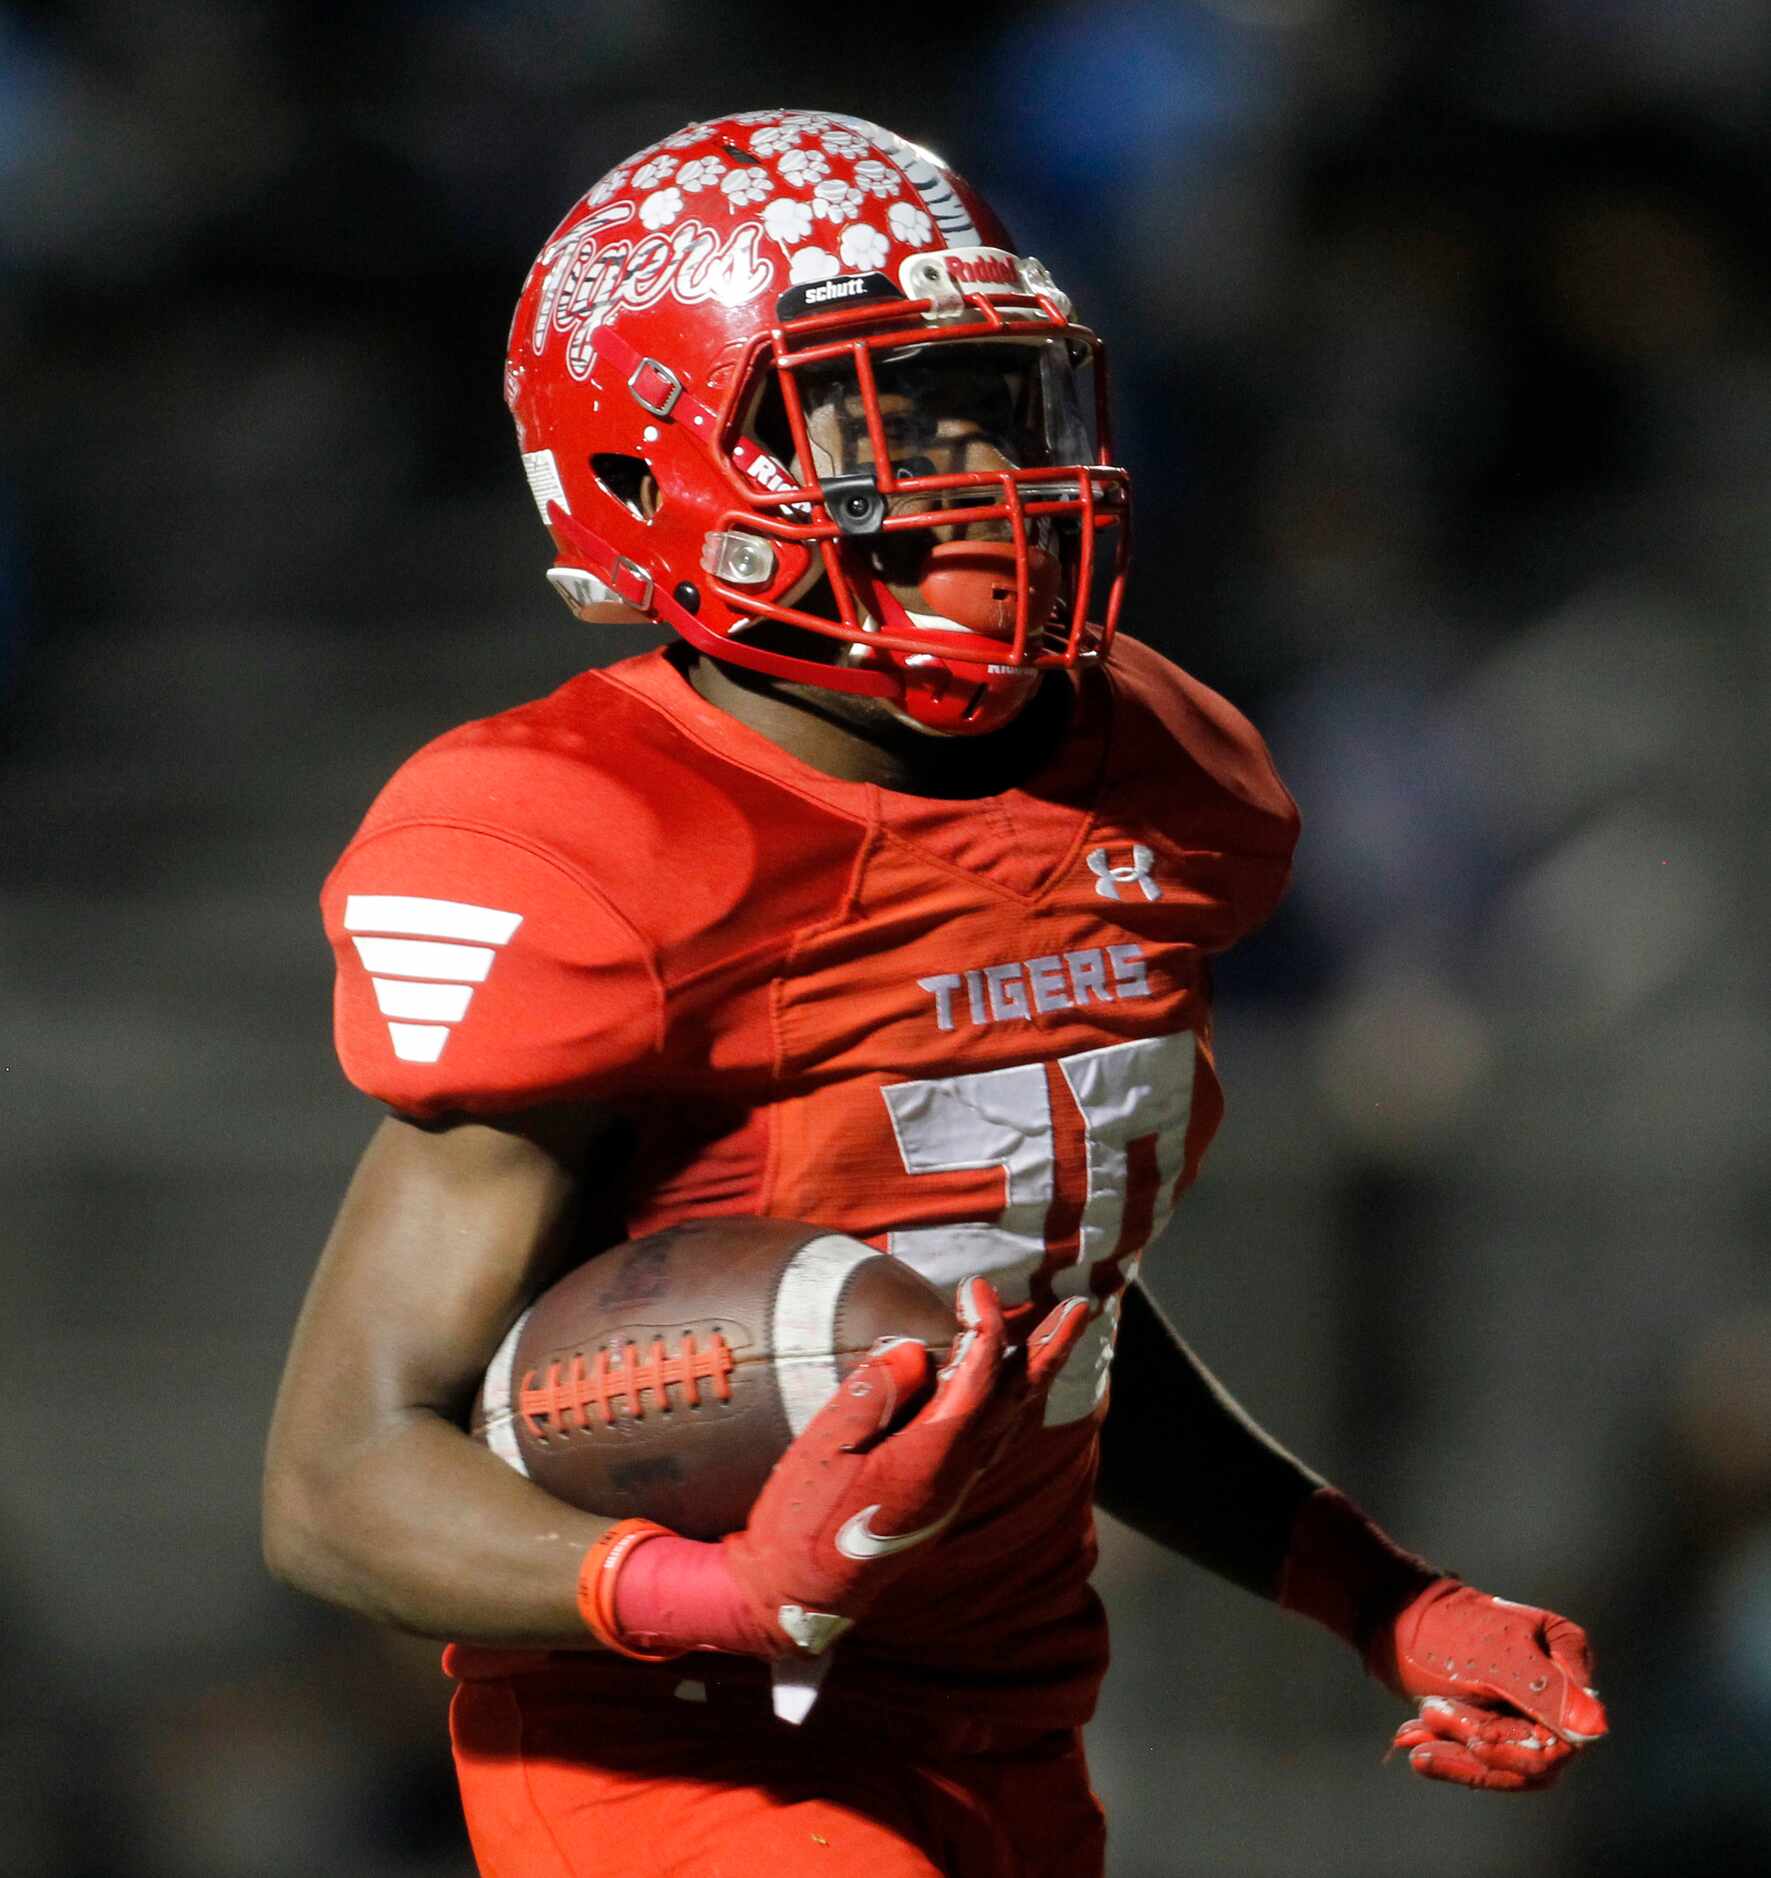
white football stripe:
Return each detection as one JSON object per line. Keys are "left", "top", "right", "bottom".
{"left": 352, "top": 936, "right": 496, "bottom": 982}
{"left": 478, "top": 1308, "right": 534, "bottom": 1476}
{"left": 370, "top": 978, "right": 474, "bottom": 1022}
{"left": 772, "top": 1235, "right": 877, "bottom": 1436}
{"left": 344, "top": 895, "right": 523, "bottom": 945}
{"left": 387, "top": 1023, "right": 450, "bottom": 1063}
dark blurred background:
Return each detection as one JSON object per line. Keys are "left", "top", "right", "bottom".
{"left": 3, "top": 2, "right": 1767, "bottom": 1873}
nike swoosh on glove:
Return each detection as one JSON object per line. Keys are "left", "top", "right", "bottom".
{"left": 1378, "top": 1581, "right": 1610, "bottom": 1792}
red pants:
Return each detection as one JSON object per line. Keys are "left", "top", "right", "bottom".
{"left": 449, "top": 1661, "right": 1107, "bottom": 1878}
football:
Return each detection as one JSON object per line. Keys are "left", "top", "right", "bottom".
{"left": 471, "top": 1217, "right": 958, "bottom": 1539}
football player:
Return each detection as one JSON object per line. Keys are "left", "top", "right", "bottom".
{"left": 264, "top": 111, "right": 1607, "bottom": 1877}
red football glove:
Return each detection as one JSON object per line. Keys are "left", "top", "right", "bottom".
{"left": 1380, "top": 1580, "right": 1609, "bottom": 1791}
{"left": 581, "top": 1278, "right": 1089, "bottom": 1661}
{"left": 1279, "top": 1487, "right": 1609, "bottom": 1792}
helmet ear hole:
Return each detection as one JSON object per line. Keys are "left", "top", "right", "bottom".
{"left": 590, "top": 453, "right": 658, "bottom": 521}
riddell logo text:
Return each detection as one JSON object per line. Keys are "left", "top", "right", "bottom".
{"left": 946, "top": 253, "right": 1018, "bottom": 288}
{"left": 804, "top": 276, "right": 871, "bottom": 304}
{"left": 734, "top": 440, "right": 796, "bottom": 494}
{"left": 918, "top": 944, "right": 1150, "bottom": 1031}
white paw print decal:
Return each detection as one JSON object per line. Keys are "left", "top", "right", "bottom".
{"left": 819, "top": 128, "right": 868, "bottom": 156}
{"left": 852, "top": 159, "right": 901, "bottom": 199}
{"left": 661, "top": 124, "right": 709, "bottom": 148}
{"left": 887, "top": 202, "right": 933, "bottom": 246}
{"left": 777, "top": 147, "right": 831, "bottom": 187}
{"left": 788, "top": 247, "right": 841, "bottom": 284}
{"left": 838, "top": 223, "right": 889, "bottom": 270}
{"left": 586, "top": 165, "right": 630, "bottom": 206}
{"left": 720, "top": 164, "right": 774, "bottom": 207}
{"left": 639, "top": 187, "right": 684, "bottom": 230}
{"left": 762, "top": 196, "right": 814, "bottom": 244}
{"left": 676, "top": 156, "right": 725, "bottom": 193}
{"left": 731, "top": 109, "right": 784, "bottom": 125}
{"left": 633, "top": 154, "right": 678, "bottom": 190}
{"left": 749, "top": 123, "right": 802, "bottom": 156}
{"left": 812, "top": 179, "right": 863, "bottom": 224}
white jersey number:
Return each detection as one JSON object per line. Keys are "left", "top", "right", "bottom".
{"left": 880, "top": 1032, "right": 1197, "bottom": 1423}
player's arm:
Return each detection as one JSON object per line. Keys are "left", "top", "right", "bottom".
{"left": 262, "top": 1105, "right": 627, "bottom": 1645}
{"left": 1096, "top": 1278, "right": 1322, "bottom": 1592}
{"left": 1098, "top": 1281, "right": 1609, "bottom": 1789}
{"left": 264, "top": 1107, "right": 1091, "bottom": 1660}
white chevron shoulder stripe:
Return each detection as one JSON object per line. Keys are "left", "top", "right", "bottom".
{"left": 343, "top": 895, "right": 523, "bottom": 1063}
{"left": 387, "top": 1023, "right": 450, "bottom": 1063}
{"left": 344, "top": 895, "right": 524, "bottom": 944}
{"left": 370, "top": 980, "right": 473, "bottom": 1022}
{"left": 351, "top": 936, "right": 497, "bottom": 981}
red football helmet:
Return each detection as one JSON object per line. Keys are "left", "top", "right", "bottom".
{"left": 505, "top": 110, "right": 1130, "bottom": 736}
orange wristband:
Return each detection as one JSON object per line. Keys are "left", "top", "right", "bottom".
{"left": 576, "top": 1519, "right": 680, "bottom": 1661}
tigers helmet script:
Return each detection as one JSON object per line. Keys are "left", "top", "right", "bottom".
{"left": 505, "top": 109, "right": 1131, "bottom": 736}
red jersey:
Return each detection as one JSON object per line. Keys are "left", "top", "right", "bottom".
{"left": 322, "top": 634, "right": 1298, "bottom": 1727}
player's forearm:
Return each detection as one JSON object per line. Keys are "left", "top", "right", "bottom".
{"left": 264, "top": 1110, "right": 631, "bottom": 1645}
{"left": 1095, "top": 1280, "right": 1322, "bottom": 1599}
{"left": 263, "top": 1409, "right": 617, "bottom": 1646}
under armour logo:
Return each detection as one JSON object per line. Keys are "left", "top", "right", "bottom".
{"left": 1087, "top": 844, "right": 1162, "bottom": 902}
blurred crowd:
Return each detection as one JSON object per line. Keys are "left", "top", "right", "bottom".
{"left": 2, "top": 2, "right": 1767, "bottom": 1873}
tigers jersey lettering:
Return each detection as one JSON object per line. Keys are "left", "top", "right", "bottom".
{"left": 918, "top": 943, "right": 1150, "bottom": 1032}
